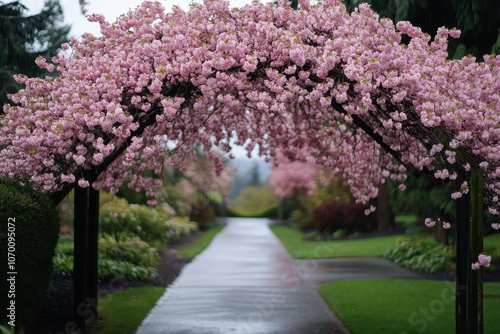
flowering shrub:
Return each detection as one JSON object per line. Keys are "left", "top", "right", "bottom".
{"left": 99, "top": 197, "right": 197, "bottom": 245}
{"left": 384, "top": 237, "right": 455, "bottom": 273}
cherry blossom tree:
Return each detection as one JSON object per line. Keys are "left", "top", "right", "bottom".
{"left": 269, "top": 150, "right": 322, "bottom": 198}
{"left": 1, "top": 0, "right": 499, "bottom": 331}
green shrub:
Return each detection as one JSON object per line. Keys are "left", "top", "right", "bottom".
{"left": 53, "top": 239, "right": 160, "bottom": 283}
{"left": 97, "top": 259, "right": 159, "bottom": 283}
{"left": 227, "top": 204, "right": 278, "bottom": 218}
{"left": 160, "top": 184, "right": 192, "bottom": 217}
{"left": 56, "top": 190, "right": 117, "bottom": 228}
{"left": 164, "top": 216, "right": 198, "bottom": 240}
{"left": 332, "top": 228, "right": 348, "bottom": 239}
{"left": 98, "top": 236, "right": 160, "bottom": 267}
{"left": 384, "top": 237, "right": 455, "bottom": 273}
{"left": 289, "top": 207, "right": 311, "bottom": 229}
{"left": 0, "top": 177, "right": 60, "bottom": 329}
{"left": 228, "top": 186, "right": 279, "bottom": 218}
{"left": 100, "top": 198, "right": 173, "bottom": 246}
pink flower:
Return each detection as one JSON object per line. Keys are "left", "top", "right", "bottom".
{"left": 147, "top": 200, "right": 158, "bottom": 207}
{"left": 424, "top": 218, "right": 436, "bottom": 228}
{"left": 471, "top": 262, "right": 481, "bottom": 271}
{"left": 298, "top": 0, "right": 310, "bottom": 10}
{"left": 442, "top": 222, "right": 451, "bottom": 229}
{"left": 78, "top": 179, "right": 90, "bottom": 188}
{"left": 491, "top": 223, "right": 500, "bottom": 230}
{"left": 478, "top": 253, "right": 491, "bottom": 267}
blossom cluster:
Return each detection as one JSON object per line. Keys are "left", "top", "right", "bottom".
{"left": 471, "top": 253, "right": 492, "bottom": 271}
{"left": 0, "top": 0, "right": 499, "bottom": 227}
{"left": 424, "top": 218, "right": 451, "bottom": 230}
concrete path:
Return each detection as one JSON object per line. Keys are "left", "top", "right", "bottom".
{"left": 136, "top": 218, "right": 418, "bottom": 334}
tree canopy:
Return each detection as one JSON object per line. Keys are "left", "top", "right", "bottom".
{"left": 0, "top": 0, "right": 499, "bottom": 223}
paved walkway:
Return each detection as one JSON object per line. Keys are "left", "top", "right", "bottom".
{"left": 136, "top": 218, "right": 419, "bottom": 334}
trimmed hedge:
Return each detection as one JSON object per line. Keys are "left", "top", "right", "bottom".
{"left": 0, "top": 177, "right": 59, "bottom": 329}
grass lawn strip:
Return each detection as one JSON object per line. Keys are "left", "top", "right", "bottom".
{"left": 484, "top": 233, "right": 500, "bottom": 255}
{"left": 179, "top": 224, "right": 225, "bottom": 258}
{"left": 90, "top": 286, "right": 165, "bottom": 334}
{"left": 270, "top": 225, "right": 407, "bottom": 258}
{"left": 320, "top": 278, "right": 500, "bottom": 334}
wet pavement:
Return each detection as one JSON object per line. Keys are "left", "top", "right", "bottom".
{"left": 136, "top": 218, "right": 418, "bottom": 334}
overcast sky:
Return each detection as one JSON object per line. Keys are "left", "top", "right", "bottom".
{"left": 19, "top": 0, "right": 256, "bottom": 38}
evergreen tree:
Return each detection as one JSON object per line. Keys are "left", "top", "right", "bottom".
{"left": 247, "top": 162, "right": 263, "bottom": 187}
{"left": 0, "top": 0, "right": 70, "bottom": 111}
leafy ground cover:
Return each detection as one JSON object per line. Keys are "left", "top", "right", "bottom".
{"left": 89, "top": 287, "right": 165, "bottom": 334}
{"left": 320, "top": 278, "right": 500, "bottom": 334}
{"left": 270, "top": 224, "right": 408, "bottom": 258}
{"left": 383, "top": 233, "right": 500, "bottom": 274}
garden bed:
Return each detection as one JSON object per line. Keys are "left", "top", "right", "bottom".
{"left": 29, "top": 233, "right": 198, "bottom": 334}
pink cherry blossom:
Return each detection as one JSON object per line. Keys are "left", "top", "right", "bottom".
{"left": 0, "top": 0, "right": 497, "bottom": 224}
{"left": 478, "top": 253, "right": 492, "bottom": 267}
{"left": 424, "top": 218, "right": 436, "bottom": 228}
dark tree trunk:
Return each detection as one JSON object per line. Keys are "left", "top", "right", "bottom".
{"left": 376, "top": 182, "right": 394, "bottom": 232}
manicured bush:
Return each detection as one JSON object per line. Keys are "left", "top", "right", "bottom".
{"left": 0, "top": 177, "right": 60, "bottom": 329}
{"left": 312, "top": 200, "right": 376, "bottom": 235}
{"left": 384, "top": 237, "right": 455, "bottom": 273}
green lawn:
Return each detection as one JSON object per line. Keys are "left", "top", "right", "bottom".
{"left": 179, "top": 225, "right": 225, "bottom": 258}
{"left": 270, "top": 225, "right": 408, "bottom": 258}
{"left": 320, "top": 278, "right": 500, "bottom": 334}
{"left": 484, "top": 233, "right": 500, "bottom": 255}
{"left": 90, "top": 286, "right": 165, "bottom": 334}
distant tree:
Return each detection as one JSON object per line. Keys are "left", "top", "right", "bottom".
{"left": 0, "top": 0, "right": 70, "bottom": 111}
{"left": 247, "top": 162, "right": 263, "bottom": 187}
{"left": 79, "top": 0, "right": 87, "bottom": 14}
